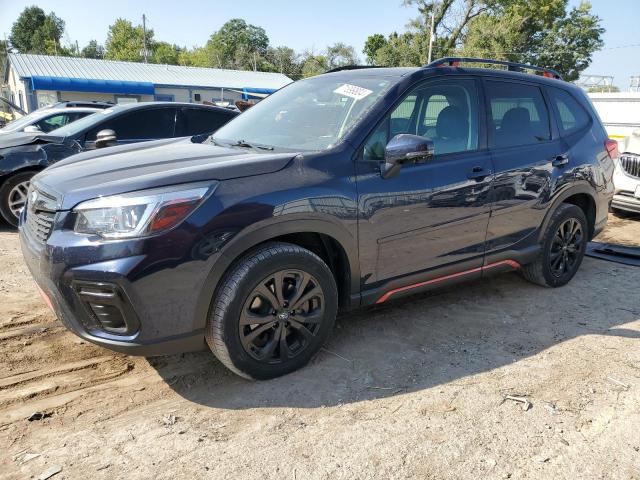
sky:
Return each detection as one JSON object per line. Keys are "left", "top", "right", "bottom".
{"left": 0, "top": 0, "right": 638, "bottom": 88}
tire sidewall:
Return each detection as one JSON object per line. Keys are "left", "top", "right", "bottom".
{"left": 0, "top": 171, "right": 36, "bottom": 227}
{"left": 212, "top": 247, "right": 338, "bottom": 380}
{"left": 540, "top": 205, "right": 588, "bottom": 287}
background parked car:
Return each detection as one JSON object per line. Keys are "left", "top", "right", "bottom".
{"left": 0, "top": 102, "right": 238, "bottom": 227}
{"left": 612, "top": 128, "right": 640, "bottom": 214}
{"left": 0, "top": 107, "right": 99, "bottom": 135}
{"left": 41, "top": 101, "right": 114, "bottom": 110}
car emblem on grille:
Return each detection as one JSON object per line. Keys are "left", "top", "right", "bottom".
{"left": 30, "top": 190, "right": 38, "bottom": 206}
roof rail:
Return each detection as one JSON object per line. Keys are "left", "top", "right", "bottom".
{"left": 324, "top": 65, "right": 382, "bottom": 74}
{"left": 426, "top": 57, "right": 562, "bottom": 80}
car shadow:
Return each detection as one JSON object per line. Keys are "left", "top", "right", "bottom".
{"left": 147, "top": 259, "right": 639, "bottom": 409}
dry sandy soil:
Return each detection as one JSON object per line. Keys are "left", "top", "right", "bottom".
{"left": 1, "top": 212, "right": 640, "bottom": 480}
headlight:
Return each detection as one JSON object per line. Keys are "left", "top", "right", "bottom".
{"left": 73, "top": 183, "right": 216, "bottom": 239}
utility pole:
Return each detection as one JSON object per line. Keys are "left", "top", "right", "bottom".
{"left": 142, "top": 14, "right": 148, "bottom": 63}
{"left": 427, "top": 11, "right": 435, "bottom": 64}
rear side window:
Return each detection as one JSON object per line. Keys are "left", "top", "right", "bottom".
{"left": 86, "top": 108, "right": 176, "bottom": 140}
{"left": 180, "top": 108, "right": 234, "bottom": 136}
{"left": 36, "top": 112, "right": 91, "bottom": 133}
{"left": 548, "top": 87, "right": 591, "bottom": 135}
{"left": 485, "top": 81, "right": 551, "bottom": 148}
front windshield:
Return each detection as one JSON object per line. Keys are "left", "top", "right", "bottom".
{"left": 50, "top": 108, "right": 115, "bottom": 137}
{"left": 213, "top": 75, "right": 395, "bottom": 151}
{"left": 0, "top": 110, "right": 47, "bottom": 133}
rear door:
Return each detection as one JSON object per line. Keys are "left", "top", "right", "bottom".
{"left": 177, "top": 107, "right": 237, "bottom": 137}
{"left": 83, "top": 107, "right": 177, "bottom": 148}
{"left": 484, "top": 79, "right": 565, "bottom": 253}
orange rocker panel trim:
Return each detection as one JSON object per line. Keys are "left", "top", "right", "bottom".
{"left": 375, "top": 260, "right": 521, "bottom": 304}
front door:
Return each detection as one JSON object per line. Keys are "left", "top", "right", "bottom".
{"left": 356, "top": 77, "right": 493, "bottom": 291}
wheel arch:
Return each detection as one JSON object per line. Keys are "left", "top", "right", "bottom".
{"left": 537, "top": 182, "right": 598, "bottom": 242}
{"left": 193, "top": 217, "right": 360, "bottom": 332}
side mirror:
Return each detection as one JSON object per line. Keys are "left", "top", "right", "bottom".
{"left": 382, "top": 134, "right": 434, "bottom": 179}
{"left": 23, "top": 125, "right": 41, "bottom": 133}
{"left": 95, "top": 129, "right": 117, "bottom": 149}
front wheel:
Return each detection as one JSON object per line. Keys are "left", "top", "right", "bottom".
{"left": 0, "top": 171, "right": 36, "bottom": 228}
{"left": 206, "top": 242, "right": 338, "bottom": 380}
{"left": 521, "top": 203, "right": 588, "bottom": 287}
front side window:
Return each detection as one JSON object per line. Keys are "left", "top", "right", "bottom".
{"left": 213, "top": 76, "right": 395, "bottom": 151}
{"left": 548, "top": 87, "right": 590, "bottom": 135}
{"left": 86, "top": 108, "right": 176, "bottom": 140}
{"left": 181, "top": 108, "right": 234, "bottom": 136}
{"left": 363, "top": 79, "right": 480, "bottom": 160}
{"left": 486, "top": 81, "right": 551, "bottom": 148}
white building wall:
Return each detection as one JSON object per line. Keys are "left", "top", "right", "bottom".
{"left": 7, "top": 66, "right": 28, "bottom": 111}
{"left": 588, "top": 92, "right": 640, "bottom": 145}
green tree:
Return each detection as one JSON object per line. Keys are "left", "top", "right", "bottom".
{"left": 205, "top": 19, "right": 269, "bottom": 70}
{"left": 301, "top": 53, "right": 328, "bottom": 78}
{"left": 153, "top": 42, "right": 181, "bottom": 65}
{"left": 462, "top": 0, "right": 603, "bottom": 81}
{"left": 264, "top": 46, "right": 303, "bottom": 78}
{"left": 81, "top": 40, "right": 104, "bottom": 59}
{"left": 105, "top": 18, "right": 154, "bottom": 62}
{"left": 363, "top": 34, "right": 387, "bottom": 65}
{"left": 10, "top": 6, "right": 68, "bottom": 55}
{"left": 325, "top": 42, "right": 358, "bottom": 69}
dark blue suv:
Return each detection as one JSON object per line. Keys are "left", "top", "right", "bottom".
{"left": 19, "top": 58, "right": 616, "bottom": 379}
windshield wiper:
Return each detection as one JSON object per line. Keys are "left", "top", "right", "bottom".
{"left": 230, "top": 139, "right": 274, "bottom": 151}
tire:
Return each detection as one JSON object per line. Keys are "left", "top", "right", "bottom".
{"left": 0, "top": 171, "right": 36, "bottom": 228}
{"left": 521, "top": 203, "right": 588, "bottom": 288}
{"left": 206, "top": 242, "right": 338, "bottom": 380}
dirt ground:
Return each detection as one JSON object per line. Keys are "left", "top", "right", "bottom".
{"left": 1, "top": 212, "right": 640, "bottom": 480}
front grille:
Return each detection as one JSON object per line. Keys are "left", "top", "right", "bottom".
{"left": 620, "top": 154, "right": 640, "bottom": 178}
{"left": 24, "top": 186, "right": 59, "bottom": 245}
{"left": 25, "top": 209, "right": 55, "bottom": 244}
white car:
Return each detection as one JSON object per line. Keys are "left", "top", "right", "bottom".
{"left": 612, "top": 129, "right": 640, "bottom": 213}
{"left": 0, "top": 107, "right": 99, "bottom": 135}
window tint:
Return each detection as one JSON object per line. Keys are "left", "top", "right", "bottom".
{"left": 36, "top": 112, "right": 91, "bottom": 133}
{"left": 485, "top": 81, "right": 551, "bottom": 148}
{"left": 181, "top": 108, "right": 234, "bottom": 136}
{"left": 363, "top": 79, "right": 479, "bottom": 160}
{"left": 548, "top": 87, "right": 590, "bottom": 135}
{"left": 86, "top": 107, "right": 176, "bottom": 140}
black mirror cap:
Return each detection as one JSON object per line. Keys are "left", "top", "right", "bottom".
{"left": 95, "top": 129, "right": 117, "bottom": 149}
{"left": 382, "top": 134, "right": 434, "bottom": 179}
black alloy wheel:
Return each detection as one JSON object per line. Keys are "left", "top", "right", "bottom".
{"left": 549, "top": 218, "right": 583, "bottom": 278}
{"left": 239, "top": 269, "right": 325, "bottom": 363}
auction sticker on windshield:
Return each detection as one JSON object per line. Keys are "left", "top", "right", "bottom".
{"left": 334, "top": 84, "right": 373, "bottom": 101}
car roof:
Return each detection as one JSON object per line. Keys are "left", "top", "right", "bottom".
{"left": 320, "top": 65, "right": 577, "bottom": 91}
{"left": 43, "top": 107, "right": 102, "bottom": 114}
{"left": 108, "top": 101, "right": 237, "bottom": 113}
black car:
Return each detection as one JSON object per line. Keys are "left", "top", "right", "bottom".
{"left": 20, "top": 58, "right": 616, "bottom": 380}
{"left": 0, "top": 102, "right": 238, "bottom": 226}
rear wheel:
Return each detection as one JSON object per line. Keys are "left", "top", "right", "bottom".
{"left": 0, "top": 171, "right": 36, "bottom": 228}
{"left": 206, "top": 242, "right": 338, "bottom": 380}
{"left": 522, "top": 203, "right": 588, "bottom": 287}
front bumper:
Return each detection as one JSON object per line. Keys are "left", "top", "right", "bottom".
{"left": 19, "top": 210, "right": 207, "bottom": 356}
{"left": 612, "top": 160, "right": 640, "bottom": 213}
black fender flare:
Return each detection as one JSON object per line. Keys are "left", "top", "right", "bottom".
{"left": 192, "top": 215, "right": 360, "bottom": 332}
{"left": 536, "top": 181, "right": 598, "bottom": 243}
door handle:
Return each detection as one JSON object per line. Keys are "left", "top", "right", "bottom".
{"left": 467, "top": 166, "right": 488, "bottom": 180}
{"left": 552, "top": 154, "right": 569, "bottom": 167}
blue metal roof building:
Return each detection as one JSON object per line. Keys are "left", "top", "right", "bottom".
{"left": 4, "top": 53, "right": 293, "bottom": 112}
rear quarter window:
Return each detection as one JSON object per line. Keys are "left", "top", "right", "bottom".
{"left": 548, "top": 87, "right": 591, "bottom": 135}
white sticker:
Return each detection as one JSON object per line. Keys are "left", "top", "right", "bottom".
{"left": 333, "top": 84, "right": 373, "bottom": 101}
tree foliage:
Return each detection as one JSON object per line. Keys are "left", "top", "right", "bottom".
{"left": 81, "top": 40, "right": 104, "bottom": 59}
{"left": 105, "top": 18, "right": 154, "bottom": 62}
{"left": 10, "top": 6, "right": 69, "bottom": 55}
{"left": 364, "top": 0, "right": 604, "bottom": 80}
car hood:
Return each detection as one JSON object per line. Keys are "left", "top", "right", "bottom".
{"left": 34, "top": 137, "right": 298, "bottom": 210}
{"left": 0, "top": 132, "right": 66, "bottom": 149}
